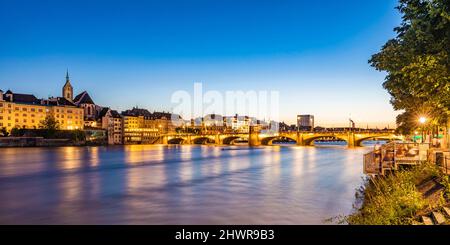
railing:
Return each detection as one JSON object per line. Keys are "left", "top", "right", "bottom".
{"left": 363, "top": 151, "right": 380, "bottom": 175}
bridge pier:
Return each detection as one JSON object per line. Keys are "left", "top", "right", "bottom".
{"left": 160, "top": 135, "right": 168, "bottom": 145}
{"left": 296, "top": 132, "right": 306, "bottom": 146}
{"left": 185, "top": 135, "right": 192, "bottom": 144}
{"left": 347, "top": 132, "right": 355, "bottom": 148}
{"left": 249, "top": 126, "right": 261, "bottom": 146}
{"left": 215, "top": 134, "right": 222, "bottom": 145}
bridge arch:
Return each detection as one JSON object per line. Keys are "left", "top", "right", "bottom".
{"left": 222, "top": 136, "right": 247, "bottom": 145}
{"left": 168, "top": 137, "right": 185, "bottom": 144}
{"left": 261, "top": 136, "right": 297, "bottom": 146}
{"left": 192, "top": 137, "right": 216, "bottom": 145}
{"left": 302, "top": 135, "right": 348, "bottom": 146}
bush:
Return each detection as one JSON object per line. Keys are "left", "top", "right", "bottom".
{"left": 8, "top": 128, "right": 86, "bottom": 141}
{"left": 0, "top": 127, "right": 9, "bottom": 137}
{"left": 345, "top": 163, "right": 443, "bottom": 225}
{"left": 10, "top": 127, "right": 25, "bottom": 137}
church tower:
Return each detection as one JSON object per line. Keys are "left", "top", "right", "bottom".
{"left": 62, "top": 70, "right": 73, "bottom": 101}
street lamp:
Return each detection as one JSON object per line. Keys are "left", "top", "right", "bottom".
{"left": 419, "top": 117, "right": 427, "bottom": 124}
{"left": 419, "top": 117, "right": 427, "bottom": 143}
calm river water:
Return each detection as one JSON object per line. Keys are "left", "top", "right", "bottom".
{"left": 0, "top": 143, "right": 372, "bottom": 224}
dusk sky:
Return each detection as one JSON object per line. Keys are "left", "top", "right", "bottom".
{"left": 0, "top": 0, "right": 402, "bottom": 127}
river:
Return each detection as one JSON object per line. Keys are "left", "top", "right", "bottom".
{"left": 0, "top": 143, "right": 373, "bottom": 224}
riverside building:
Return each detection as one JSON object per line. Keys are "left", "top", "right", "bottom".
{"left": 0, "top": 85, "right": 84, "bottom": 132}
{"left": 99, "top": 107, "right": 123, "bottom": 145}
{"left": 121, "top": 107, "right": 181, "bottom": 144}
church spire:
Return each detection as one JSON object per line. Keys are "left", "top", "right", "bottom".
{"left": 66, "top": 69, "right": 70, "bottom": 82}
{"left": 63, "top": 69, "right": 73, "bottom": 101}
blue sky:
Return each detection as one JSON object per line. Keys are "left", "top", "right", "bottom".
{"left": 0, "top": 0, "right": 401, "bottom": 127}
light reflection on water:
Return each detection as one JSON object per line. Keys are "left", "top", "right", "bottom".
{"left": 0, "top": 143, "right": 372, "bottom": 224}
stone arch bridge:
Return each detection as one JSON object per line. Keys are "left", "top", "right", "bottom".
{"left": 160, "top": 132, "right": 404, "bottom": 148}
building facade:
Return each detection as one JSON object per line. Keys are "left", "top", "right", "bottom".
{"left": 121, "top": 107, "right": 177, "bottom": 144}
{"left": 122, "top": 115, "right": 160, "bottom": 144}
{"left": 74, "top": 91, "right": 101, "bottom": 128}
{"left": 0, "top": 89, "right": 84, "bottom": 132}
{"left": 99, "top": 108, "right": 123, "bottom": 145}
{"left": 297, "top": 115, "right": 315, "bottom": 132}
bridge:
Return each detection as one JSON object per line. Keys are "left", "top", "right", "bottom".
{"left": 159, "top": 131, "right": 404, "bottom": 148}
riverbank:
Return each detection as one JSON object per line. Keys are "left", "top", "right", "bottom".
{"left": 0, "top": 137, "right": 105, "bottom": 147}
{"left": 345, "top": 163, "right": 450, "bottom": 225}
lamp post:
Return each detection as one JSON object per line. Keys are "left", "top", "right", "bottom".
{"left": 419, "top": 117, "right": 427, "bottom": 143}
{"left": 414, "top": 131, "right": 419, "bottom": 143}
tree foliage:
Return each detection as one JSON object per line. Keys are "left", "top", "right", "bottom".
{"left": 39, "top": 114, "right": 60, "bottom": 138}
{"left": 0, "top": 127, "right": 9, "bottom": 137}
{"left": 370, "top": 0, "right": 450, "bottom": 134}
{"left": 39, "top": 115, "right": 60, "bottom": 130}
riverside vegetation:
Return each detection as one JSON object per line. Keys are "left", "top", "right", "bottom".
{"left": 341, "top": 0, "right": 450, "bottom": 226}
{"left": 343, "top": 163, "right": 450, "bottom": 225}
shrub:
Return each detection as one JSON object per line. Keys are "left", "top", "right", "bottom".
{"left": 345, "top": 163, "right": 443, "bottom": 225}
{"left": 7, "top": 128, "right": 86, "bottom": 141}
{"left": 0, "top": 127, "right": 9, "bottom": 137}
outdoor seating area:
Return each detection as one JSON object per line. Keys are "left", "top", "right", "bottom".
{"left": 364, "top": 142, "right": 431, "bottom": 176}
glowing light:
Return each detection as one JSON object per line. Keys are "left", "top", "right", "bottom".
{"left": 418, "top": 117, "right": 427, "bottom": 124}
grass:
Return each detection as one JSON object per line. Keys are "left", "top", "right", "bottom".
{"left": 344, "top": 163, "right": 447, "bottom": 225}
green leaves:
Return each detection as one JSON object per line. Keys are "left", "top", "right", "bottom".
{"left": 346, "top": 163, "right": 444, "bottom": 225}
{"left": 370, "top": 0, "right": 450, "bottom": 134}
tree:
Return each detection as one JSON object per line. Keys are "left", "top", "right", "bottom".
{"left": 39, "top": 115, "right": 60, "bottom": 138}
{"left": 0, "top": 127, "right": 9, "bottom": 137}
{"left": 370, "top": 0, "right": 450, "bottom": 136}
